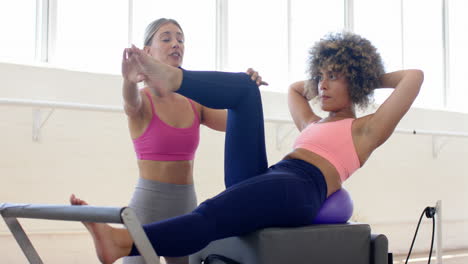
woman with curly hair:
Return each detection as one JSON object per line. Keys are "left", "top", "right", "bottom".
{"left": 71, "top": 32, "right": 423, "bottom": 263}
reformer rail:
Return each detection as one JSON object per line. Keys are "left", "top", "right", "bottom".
{"left": 0, "top": 203, "right": 160, "bottom": 264}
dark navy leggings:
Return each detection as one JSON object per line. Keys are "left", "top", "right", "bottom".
{"left": 129, "top": 70, "right": 327, "bottom": 257}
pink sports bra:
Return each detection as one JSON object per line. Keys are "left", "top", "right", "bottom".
{"left": 293, "top": 118, "right": 360, "bottom": 182}
{"left": 132, "top": 90, "right": 200, "bottom": 161}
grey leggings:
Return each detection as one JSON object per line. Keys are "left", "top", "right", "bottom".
{"left": 123, "top": 177, "right": 197, "bottom": 264}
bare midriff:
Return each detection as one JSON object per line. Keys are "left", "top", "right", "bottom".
{"left": 138, "top": 149, "right": 342, "bottom": 193}
{"left": 137, "top": 160, "right": 194, "bottom": 185}
{"left": 282, "top": 148, "right": 342, "bottom": 197}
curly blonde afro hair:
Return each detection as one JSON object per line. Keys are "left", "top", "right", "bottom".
{"left": 305, "top": 32, "right": 385, "bottom": 109}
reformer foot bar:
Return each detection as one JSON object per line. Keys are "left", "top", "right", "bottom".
{"left": 0, "top": 203, "right": 160, "bottom": 264}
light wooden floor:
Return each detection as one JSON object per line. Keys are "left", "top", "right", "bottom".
{"left": 2, "top": 232, "right": 467, "bottom": 263}
{"left": 393, "top": 249, "right": 468, "bottom": 264}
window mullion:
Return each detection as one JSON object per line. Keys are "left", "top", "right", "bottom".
{"left": 400, "top": 0, "right": 405, "bottom": 68}
{"left": 128, "top": 0, "right": 133, "bottom": 47}
{"left": 35, "top": 0, "right": 49, "bottom": 62}
{"left": 215, "top": 0, "right": 228, "bottom": 71}
{"left": 344, "top": 0, "right": 354, "bottom": 32}
{"left": 287, "top": 0, "right": 292, "bottom": 83}
{"left": 47, "top": 0, "right": 57, "bottom": 64}
{"left": 442, "top": 0, "right": 450, "bottom": 108}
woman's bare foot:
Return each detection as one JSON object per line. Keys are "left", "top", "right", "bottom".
{"left": 69, "top": 194, "right": 93, "bottom": 232}
{"left": 129, "top": 45, "right": 183, "bottom": 97}
{"left": 69, "top": 194, "right": 133, "bottom": 264}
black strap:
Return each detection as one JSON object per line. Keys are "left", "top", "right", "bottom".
{"left": 204, "top": 254, "right": 242, "bottom": 264}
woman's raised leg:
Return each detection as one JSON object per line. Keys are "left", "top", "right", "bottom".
{"left": 177, "top": 70, "right": 268, "bottom": 187}
{"left": 132, "top": 47, "right": 268, "bottom": 187}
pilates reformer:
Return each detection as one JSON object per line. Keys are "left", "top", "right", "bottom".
{"left": 189, "top": 189, "right": 391, "bottom": 264}
{"left": 0, "top": 203, "right": 391, "bottom": 264}
{"left": 1, "top": 190, "right": 395, "bottom": 264}
{"left": 0, "top": 203, "right": 160, "bottom": 264}
{"left": 2, "top": 189, "right": 382, "bottom": 264}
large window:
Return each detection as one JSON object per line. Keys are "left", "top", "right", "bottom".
{"left": 354, "top": 0, "right": 403, "bottom": 105}
{"left": 227, "top": 0, "right": 288, "bottom": 91}
{"left": 132, "top": 0, "right": 216, "bottom": 71}
{"left": 0, "top": 0, "right": 36, "bottom": 62}
{"left": 355, "top": 0, "right": 444, "bottom": 109}
{"left": 1, "top": 0, "right": 468, "bottom": 113}
{"left": 402, "top": 0, "right": 444, "bottom": 109}
{"left": 448, "top": 0, "right": 468, "bottom": 113}
{"left": 289, "top": 0, "right": 345, "bottom": 83}
{"left": 354, "top": 0, "right": 402, "bottom": 73}
{"left": 50, "top": 0, "right": 128, "bottom": 74}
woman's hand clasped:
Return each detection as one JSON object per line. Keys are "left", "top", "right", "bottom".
{"left": 246, "top": 68, "right": 269, "bottom": 86}
{"left": 122, "top": 47, "right": 145, "bottom": 84}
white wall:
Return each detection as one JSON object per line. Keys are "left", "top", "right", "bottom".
{"left": 0, "top": 62, "right": 467, "bottom": 263}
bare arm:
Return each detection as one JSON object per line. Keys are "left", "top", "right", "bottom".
{"left": 122, "top": 48, "right": 145, "bottom": 118}
{"left": 363, "top": 69, "right": 424, "bottom": 149}
{"left": 288, "top": 80, "right": 321, "bottom": 131}
{"left": 122, "top": 80, "right": 143, "bottom": 117}
{"left": 200, "top": 107, "right": 227, "bottom": 131}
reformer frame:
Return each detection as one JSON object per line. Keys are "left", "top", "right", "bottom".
{"left": 0, "top": 203, "right": 160, "bottom": 264}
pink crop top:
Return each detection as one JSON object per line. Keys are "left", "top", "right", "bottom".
{"left": 132, "top": 90, "right": 200, "bottom": 161}
{"left": 293, "top": 118, "right": 360, "bottom": 182}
